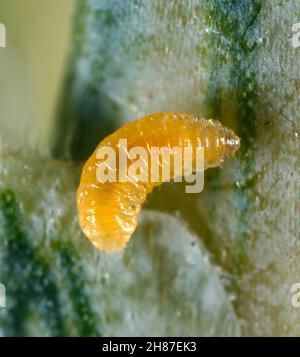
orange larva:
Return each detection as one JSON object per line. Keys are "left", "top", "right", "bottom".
{"left": 77, "top": 112, "right": 240, "bottom": 252}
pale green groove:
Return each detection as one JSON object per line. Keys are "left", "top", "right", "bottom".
{"left": 52, "top": 0, "right": 121, "bottom": 161}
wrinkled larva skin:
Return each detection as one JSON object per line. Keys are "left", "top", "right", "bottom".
{"left": 77, "top": 112, "right": 240, "bottom": 252}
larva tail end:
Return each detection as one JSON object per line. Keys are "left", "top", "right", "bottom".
{"left": 89, "top": 234, "right": 130, "bottom": 253}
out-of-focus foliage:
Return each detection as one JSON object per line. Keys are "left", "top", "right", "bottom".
{"left": 0, "top": 0, "right": 72, "bottom": 154}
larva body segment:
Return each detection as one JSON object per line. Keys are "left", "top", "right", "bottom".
{"left": 77, "top": 112, "right": 240, "bottom": 252}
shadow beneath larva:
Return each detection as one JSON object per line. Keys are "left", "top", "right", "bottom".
{"left": 144, "top": 178, "right": 218, "bottom": 256}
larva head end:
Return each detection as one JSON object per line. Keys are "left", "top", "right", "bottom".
{"left": 224, "top": 128, "right": 240, "bottom": 157}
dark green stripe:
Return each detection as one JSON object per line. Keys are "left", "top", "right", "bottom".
{"left": 228, "top": 1, "right": 261, "bottom": 270}
{"left": 202, "top": 0, "right": 262, "bottom": 270}
{"left": 0, "top": 189, "right": 65, "bottom": 336}
{"left": 58, "top": 241, "right": 101, "bottom": 336}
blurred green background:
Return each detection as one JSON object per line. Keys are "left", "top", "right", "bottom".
{"left": 0, "top": 0, "right": 72, "bottom": 153}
